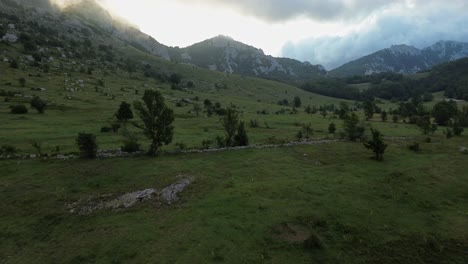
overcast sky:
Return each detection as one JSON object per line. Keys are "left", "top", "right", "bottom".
{"left": 93, "top": 0, "right": 468, "bottom": 69}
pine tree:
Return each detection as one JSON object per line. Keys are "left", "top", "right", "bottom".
{"left": 364, "top": 128, "right": 388, "bottom": 161}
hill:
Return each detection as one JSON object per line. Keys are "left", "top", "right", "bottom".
{"left": 331, "top": 41, "right": 468, "bottom": 77}
{"left": 170, "top": 35, "right": 327, "bottom": 84}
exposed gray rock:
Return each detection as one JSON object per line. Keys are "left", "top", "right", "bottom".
{"left": 105, "top": 189, "right": 158, "bottom": 209}
{"left": 68, "top": 178, "right": 193, "bottom": 214}
{"left": 160, "top": 178, "right": 194, "bottom": 204}
{"left": 2, "top": 33, "right": 18, "bottom": 43}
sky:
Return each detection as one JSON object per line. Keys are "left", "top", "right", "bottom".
{"left": 71, "top": 0, "right": 468, "bottom": 69}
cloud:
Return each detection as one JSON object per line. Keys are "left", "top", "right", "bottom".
{"left": 176, "top": 0, "right": 397, "bottom": 22}
{"left": 281, "top": 1, "right": 468, "bottom": 69}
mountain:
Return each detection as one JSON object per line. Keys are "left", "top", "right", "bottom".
{"left": 170, "top": 35, "right": 327, "bottom": 83}
{"left": 330, "top": 41, "right": 468, "bottom": 77}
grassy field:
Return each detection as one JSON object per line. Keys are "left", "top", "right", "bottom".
{"left": 1, "top": 136, "right": 467, "bottom": 263}
{"left": 1, "top": 32, "right": 468, "bottom": 264}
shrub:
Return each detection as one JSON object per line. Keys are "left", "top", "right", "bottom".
{"left": 328, "top": 123, "right": 336, "bottom": 134}
{"left": 120, "top": 129, "right": 140, "bottom": 153}
{"left": 76, "top": 133, "right": 98, "bottom": 159}
{"left": 0, "top": 144, "right": 17, "bottom": 155}
{"left": 100, "top": 126, "right": 112, "bottom": 133}
{"left": 201, "top": 139, "right": 213, "bottom": 149}
{"left": 30, "top": 96, "right": 47, "bottom": 113}
{"left": 408, "top": 142, "right": 420, "bottom": 152}
{"left": 10, "top": 104, "right": 28, "bottom": 114}
{"left": 111, "top": 123, "right": 121, "bottom": 133}
{"left": 10, "top": 59, "right": 19, "bottom": 69}
{"left": 19, "top": 77, "right": 26, "bottom": 87}
{"left": 364, "top": 128, "right": 388, "bottom": 161}
{"left": 250, "top": 119, "right": 259, "bottom": 128}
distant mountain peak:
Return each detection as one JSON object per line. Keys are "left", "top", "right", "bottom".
{"left": 388, "top": 44, "right": 421, "bottom": 56}
{"left": 331, "top": 40, "right": 468, "bottom": 77}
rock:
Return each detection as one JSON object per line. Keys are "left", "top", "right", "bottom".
{"left": 26, "top": 55, "right": 34, "bottom": 61}
{"left": 460, "top": 147, "right": 468, "bottom": 154}
{"left": 2, "top": 33, "right": 18, "bottom": 43}
{"left": 160, "top": 178, "right": 194, "bottom": 204}
{"left": 105, "top": 188, "right": 158, "bottom": 209}
{"left": 8, "top": 24, "right": 15, "bottom": 29}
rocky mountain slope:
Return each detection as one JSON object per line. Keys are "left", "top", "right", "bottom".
{"left": 330, "top": 41, "right": 468, "bottom": 77}
{"left": 0, "top": 0, "right": 326, "bottom": 84}
{"left": 171, "top": 35, "right": 327, "bottom": 83}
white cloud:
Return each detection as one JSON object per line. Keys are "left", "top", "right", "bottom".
{"left": 281, "top": 0, "right": 468, "bottom": 69}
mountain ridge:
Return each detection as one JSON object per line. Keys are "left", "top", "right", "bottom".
{"left": 330, "top": 41, "right": 468, "bottom": 77}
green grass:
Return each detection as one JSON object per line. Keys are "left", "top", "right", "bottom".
{"left": 1, "top": 137, "right": 467, "bottom": 263}
{"left": 1, "top": 30, "right": 468, "bottom": 264}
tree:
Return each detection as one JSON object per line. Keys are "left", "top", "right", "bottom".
{"left": 293, "top": 96, "right": 302, "bottom": 108}
{"left": 338, "top": 102, "right": 350, "bottom": 119}
{"left": 115, "top": 101, "right": 133, "bottom": 123}
{"left": 328, "top": 123, "right": 336, "bottom": 134}
{"left": 343, "top": 112, "right": 365, "bottom": 141}
{"left": 364, "top": 128, "right": 388, "bottom": 161}
{"left": 392, "top": 115, "right": 399, "bottom": 123}
{"left": 381, "top": 111, "right": 388, "bottom": 122}
{"left": 297, "top": 123, "right": 313, "bottom": 140}
{"left": 19, "top": 77, "right": 26, "bottom": 87}
{"left": 169, "top": 73, "right": 182, "bottom": 84}
{"left": 10, "top": 59, "right": 19, "bottom": 69}
{"left": 222, "top": 108, "right": 239, "bottom": 147}
{"left": 451, "top": 118, "right": 464, "bottom": 136}
{"left": 76, "top": 133, "right": 98, "bottom": 159}
{"left": 432, "top": 101, "right": 458, "bottom": 126}
{"left": 133, "top": 90, "right": 174, "bottom": 155}
{"left": 234, "top": 121, "right": 249, "bottom": 146}
{"left": 363, "top": 100, "right": 374, "bottom": 120}
{"left": 192, "top": 104, "right": 201, "bottom": 116}
{"left": 30, "top": 96, "right": 47, "bottom": 114}
{"left": 417, "top": 115, "right": 437, "bottom": 135}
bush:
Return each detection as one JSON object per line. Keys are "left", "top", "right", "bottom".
{"left": 76, "top": 133, "right": 98, "bottom": 159}
{"left": 250, "top": 119, "right": 259, "bottom": 128}
{"left": 408, "top": 142, "right": 420, "bottom": 152}
{"left": 30, "top": 96, "right": 47, "bottom": 113}
{"left": 100, "top": 126, "right": 112, "bottom": 133}
{"left": 0, "top": 144, "right": 17, "bottom": 155}
{"left": 121, "top": 140, "right": 140, "bottom": 153}
{"left": 19, "top": 78, "right": 26, "bottom": 87}
{"left": 10, "top": 104, "right": 28, "bottom": 114}
{"left": 201, "top": 139, "right": 213, "bottom": 149}
{"left": 10, "top": 59, "right": 19, "bottom": 69}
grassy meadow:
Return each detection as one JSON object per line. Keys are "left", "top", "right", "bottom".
{"left": 1, "top": 40, "right": 468, "bottom": 264}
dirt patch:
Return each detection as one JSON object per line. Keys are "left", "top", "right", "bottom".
{"left": 273, "top": 223, "right": 311, "bottom": 244}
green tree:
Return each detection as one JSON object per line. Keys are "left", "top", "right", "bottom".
{"left": 30, "top": 96, "right": 47, "bottom": 114}
{"left": 293, "top": 96, "right": 302, "bottom": 108}
{"left": 338, "top": 102, "right": 350, "bottom": 119}
{"left": 115, "top": 101, "right": 133, "bottom": 123}
{"left": 451, "top": 118, "right": 464, "bottom": 136}
{"left": 296, "top": 123, "right": 313, "bottom": 140}
{"left": 363, "top": 100, "right": 374, "bottom": 120}
{"left": 364, "top": 128, "right": 388, "bottom": 161}
{"left": 234, "top": 121, "right": 249, "bottom": 146}
{"left": 417, "top": 115, "right": 437, "bottom": 135}
{"left": 10, "top": 59, "right": 19, "bottom": 69}
{"left": 381, "top": 111, "right": 388, "bottom": 122}
{"left": 19, "top": 77, "right": 26, "bottom": 87}
{"left": 328, "top": 123, "right": 336, "bottom": 134}
{"left": 343, "top": 112, "right": 365, "bottom": 141}
{"left": 432, "top": 101, "right": 458, "bottom": 126}
{"left": 133, "top": 90, "right": 174, "bottom": 155}
{"left": 222, "top": 108, "right": 239, "bottom": 147}
{"left": 76, "top": 133, "right": 98, "bottom": 159}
